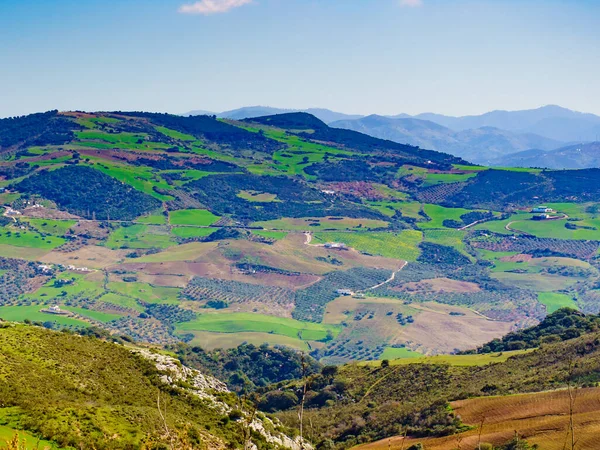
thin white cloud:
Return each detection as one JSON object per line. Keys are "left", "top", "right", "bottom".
{"left": 179, "top": 0, "right": 252, "bottom": 15}
{"left": 399, "top": 0, "right": 423, "bottom": 7}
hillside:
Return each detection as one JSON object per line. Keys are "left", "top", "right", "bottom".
{"left": 492, "top": 141, "right": 600, "bottom": 169}
{"left": 330, "top": 114, "right": 563, "bottom": 163}
{"left": 0, "top": 322, "right": 300, "bottom": 449}
{"left": 1, "top": 109, "right": 600, "bottom": 367}
{"left": 264, "top": 328, "right": 600, "bottom": 448}
{"left": 187, "top": 106, "right": 365, "bottom": 124}
{"left": 404, "top": 105, "right": 600, "bottom": 142}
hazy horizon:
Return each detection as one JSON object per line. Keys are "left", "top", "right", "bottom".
{"left": 2, "top": 0, "right": 599, "bottom": 118}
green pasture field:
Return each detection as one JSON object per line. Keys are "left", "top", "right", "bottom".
{"left": 235, "top": 126, "right": 353, "bottom": 177}
{"left": 176, "top": 312, "right": 339, "bottom": 341}
{"left": 183, "top": 330, "right": 312, "bottom": 351}
{"left": 160, "top": 169, "right": 229, "bottom": 186}
{"left": 473, "top": 211, "right": 532, "bottom": 235}
{"left": 24, "top": 218, "right": 77, "bottom": 236}
{"left": 420, "top": 204, "right": 478, "bottom": 229}
{"left": 97, "top": 292, "right": 145, "bottom": 312}
{"left": 246, "top": 164, "right": 283, "bottom": 176}
{"left": 423, "top": 229, "right": 468, "bottom": 252}
{"left": 237, "top": 190, "right": 280, "bottom": 202}
{"left": 155, "top": 126, "right": 196, "bottom": 141}
{"left": 76, "top": 116, "right": 121, "bottom": 129}
{"left": 0, "top": 423, "right": 60, "bottom": 449}
{"left": 363, "top": 350, "right": 531, "bottom": 367}
{"left": 451, "top": 164, "right": 489, "bottom": 172}
{"left": 422, "top": 172, "right": 477, "bottom": 186}
{"left": 312, "top": 230, "right": 422, "bottom": 261}
{"left": 0, "top": 305, "right": 90, "bottom": 328}
{"left": 88, "top": 161, "right": 173, "bottom": 201}
{"left": 506, "top": 217, "right": 600, "bottom": 240}
{"left": 169, "top": 209, "right": 220, "bottom": 226}
{"left": 63, "top": 306, "right": 123, "bottom": 323}
{"left": 171, "top": 227, "right": 217, "bottom": 238}
{"left": 538, "top": 292, "right": 578, "bottom": 313}
{"left": 253, "top": 216, "right": 389, "bottom": 231}
{"left": 137, "top": 213, "right": 167, "bottom": 225}
{"left": 367, "top": 201, "right": 422, "bottom": 220}
{"left": 0, "top": 193, "right": 20, "bottom": 205}
{"left": 397, "top": 165, "right": 428, "bottom": 177}
{"left": 494, "top": 166, "right": 543, "bottom": 173}
{"left": 380, "top": 347, "right": 424, "bottom": 360}
{"left": 105, "top": 224, "right": 176, "bottom": 249}
{"left": 272, "top": 149, "right": 326, "bottom": 177}
{"left": 373, "top": 184, "right": 408, "bottom": 200}
{"left": 24, "top": 273, "right": 105, "bottom": 301}
{"left": 476, "top": 250, "right": 533, "bottom": 272}
{"left": 33, "top": 155, "right": 73, "bottom": 167}
{"left": 76, "top": 130, "right": 149, "bottom": 146}
{"left": 491, "top": 272, "right": 579, "bottom": 292}
{"left": 0, "top": 244, "right": 50, "bottom": 260}
{"left": 252, "top": 230, "right": 288, "bottom": 240}
{"left": 107, "top": 282, "right": 181, "bottom": 304}
{"left": 0, "top": 227, "right": 65, "bottom": 249}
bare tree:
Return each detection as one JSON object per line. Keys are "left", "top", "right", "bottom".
{"left": 239, "top": 393, "right": 259, "bottom": 450}
{"left": 564, "top": 358, "right": 579, "bottom": 450}
{"left": 298, "top": 353, "right": 309, "bottom": 450}
{"left": 157, "top": 392, "right": 175, "bottom": 450}
{"left": 477, "top": 416, "right": 486, "bottom": 450}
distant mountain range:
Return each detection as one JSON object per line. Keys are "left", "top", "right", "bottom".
{"left": 184, "top": 106, "right": 362, "bottom": 124}
{"left": 184, "top": 105, "right": 600, "bottom": 167}
{"left": 402, "top": 105, "right": 600, "bottom": 142}
{"left": 328, "top": 115, "right": 562, "bottom": 164}
{"left": 491, "top": 141, "right": 600, "bottom": 169}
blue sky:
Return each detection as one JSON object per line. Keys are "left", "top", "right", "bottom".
{"left": 1, "top": 0, "right": 599, "bottom": 117}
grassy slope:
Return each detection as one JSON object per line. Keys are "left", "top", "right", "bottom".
{"left": 0, "top": 324, "right": 243, "bottom": 449}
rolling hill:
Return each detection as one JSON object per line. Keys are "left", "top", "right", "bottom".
{"left": 4, "top": 109, "right": 600, "bottom": 449}
{"left": 0, "top": 322, "right": 301, "bottom": 449}
{"left": 1, "top": 109, "right": 600, "bottom": 368}
{"left": 184, "top": 106, "right": 364, "bottom": 124}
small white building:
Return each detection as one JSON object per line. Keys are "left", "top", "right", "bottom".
{"left": 531, "top": 206, "right": 553, "bottom": 213}
{"left": 324, "top": 242, "right": 347, "bottom": 250}
{"left": 336, "top": 289, "right": 353, "bottom": 296}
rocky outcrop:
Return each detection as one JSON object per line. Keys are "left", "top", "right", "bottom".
{"left": 136, "top": 348, "right": 309, "bottom": 450}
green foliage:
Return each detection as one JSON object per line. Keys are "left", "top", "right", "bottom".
{"left": 270, "top": 331, "right": 600, "bottom": 447}
{"left": 417, "top": 242, "right": 471, "bottom": 265}
{"left": 171, "top": 342, "right": 321, "bottom": 392}
{"left": 0, "top": 324, "right": 248, "bottom": 449}
{"left": 15, "top": 166, "right": 161, "bottom": 220}
{"left": 472, "top": 307, "right": 600, "bottom": 353}
{"left": 0, "top": 111, "right": 78, "bottom": 150}
{"left": 117, "top": 111, "right": 283, "bottom": 153}
{"left": 176, "top": 312, "right": 338, "bottom": 342}
{"left": 313, "top": 230, "right": 422, "bottom": 261}
{"left": 169, "top": 209, "right": 220, "bottom": 226}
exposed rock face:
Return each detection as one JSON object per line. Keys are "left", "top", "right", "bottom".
{"left": 136, "top": 348, "right": 308, "bottom": 450}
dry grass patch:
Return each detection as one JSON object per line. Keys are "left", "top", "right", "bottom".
{"left": 401, "top": 302, "right": 513, "bottom": 354}
{"left": 359, "top": 387, "right": 600, "bottom": 450}
{"left": 41, "top": 245, "right": 127, "bottom": 269}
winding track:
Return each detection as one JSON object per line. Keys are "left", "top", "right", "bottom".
{"left": 504, "top": 213, "right": 569, "bottom": 234}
